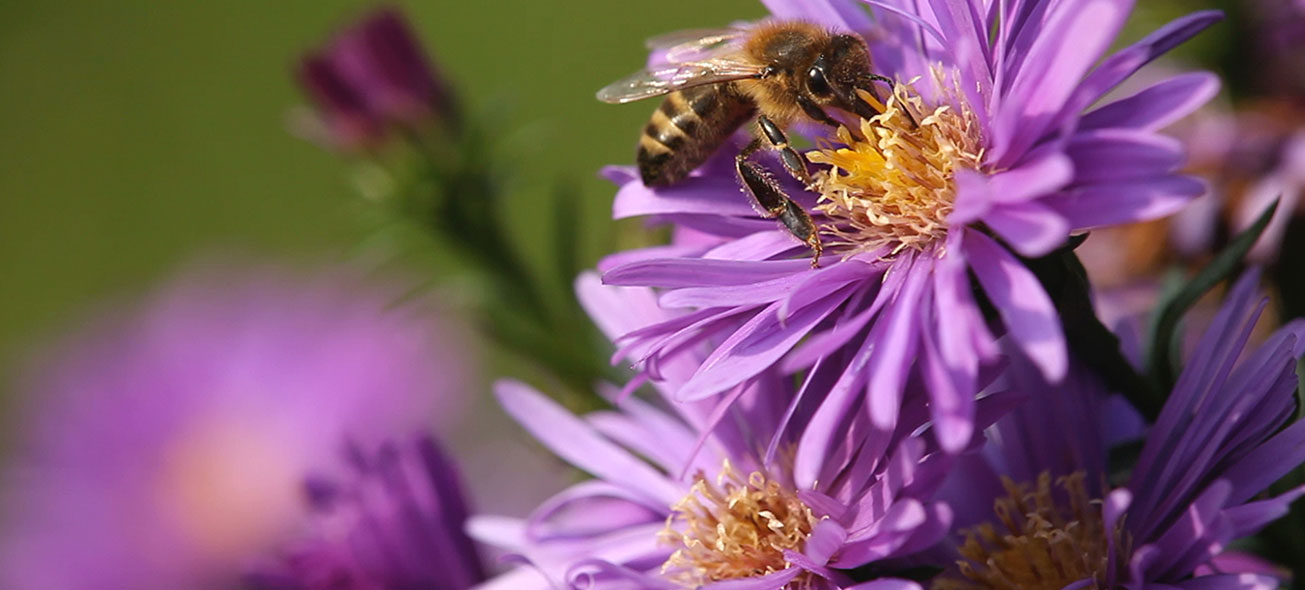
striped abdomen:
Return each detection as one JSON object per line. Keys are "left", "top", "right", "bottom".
{"left": 637, "top": 83, "right": 756, "bottom": 187}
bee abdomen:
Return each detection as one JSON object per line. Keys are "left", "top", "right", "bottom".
{"left": 638, "top": 83, "right": 754, "bottom": 186}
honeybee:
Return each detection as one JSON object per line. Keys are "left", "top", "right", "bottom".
{"left": 597, "top": 21, "right": 888, "bottom": 265}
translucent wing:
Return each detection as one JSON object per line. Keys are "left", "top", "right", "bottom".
{"left": 596, "top": 58, "right": 765, "bottom": 104}
{"left": 645, "top": 26, "right": 748, "bottom": 59}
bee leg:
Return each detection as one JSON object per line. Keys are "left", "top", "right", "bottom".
{"left": 757, "top": 115, "right": 816, "bottom": 191}
{"left": 736, "top": 138, "right": 823, "bottom": 267}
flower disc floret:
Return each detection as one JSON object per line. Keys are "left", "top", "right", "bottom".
{"left": 661, "top": 460, "right": 818, "bottom": 588}
{"left": 936, "top": 472, "right": 1114, "bottom": 590}
{"left": 810, "top": 78, "right": 984, "bottom": 255}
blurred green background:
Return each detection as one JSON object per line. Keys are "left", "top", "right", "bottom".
{"left": 0, "top": 0, "right": 767, "bottom": 388}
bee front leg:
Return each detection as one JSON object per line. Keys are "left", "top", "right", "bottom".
{"left": 757, "top": 116, "right": 816, "bottom": 191}
{"left": 736, "top": 138, "right": 823, "bottom": 267}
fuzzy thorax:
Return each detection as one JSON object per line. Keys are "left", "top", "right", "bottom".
{"left": 934, "top": 472, "right": 1118, "bottom": 590}
{"left": 809, "top": 78, "right": 983, "bottom": 256}
{"left": 661, "top": 460, "right": 818, "bottom": 587}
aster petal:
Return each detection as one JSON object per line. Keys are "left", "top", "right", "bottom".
{"left": 495, "top": 381, "right": 681, "bottom": 506}
{"left": 603, "top": 258, "right": 812, "bottom": 288}
{"left": 925, "top": 0, "right": 992, "bottom": 110}
{"left": 1223, "top": 487, "right": 1305, "bottom": 538}
{"left": 1067, "top": 130, "right": 1186, "bottom": 183}
{"left": 526, "top": 481, "right": 663, "bottom": 540}
{"left": 920, "top": 312, "right": 974, "bottom": 452}
{"left": 698, "top": 567, "right": 802, "bottom": 590}
{"left": 762, "top": 0, "right": 872, "bottom": 32}
{"left": 951, "top": 152, "right": 1073, "bottom": 225}
{"left": 466, "top": 515, "right": 527, "bottom": 552}
{"left": 576, "top": 273, "right": 668, "bottom": 342}
{"left": 1081, "top": 72, "right": 1221, "bottom": 133}
{"left": 865, "top": 256, "right": 930, "bottom": 429}
{"left": 609, "top": 167, "right": 758, "bottom": 219}
{"left": 803, "top": 519, "right": 850, "bottom": 566}
{"left": 795, "top": 334, "right": 876, "bottom": 489}
{"left": 677, "top": 287, "right": 854, "bottom": 401}
{"left": 1139, "top": 479, "right": 1233, "bottom": 579}
{"left": 1176, "top": 574, "right": 1280, "bottom": 590}
{"left": 932, "top": 235, "right": 998, "bottom": 371}
{"left": 963, "top": 232, "right": 1067, "bottom": 381}
{"left": 1048, "top": 175, "right": 1207, "bottom": 230}
{"left": 567, "top": 559, "right": 682, "bottom": 590}
{"left": 992, "top": 0, "right": 1129, "bottom": 166}
{"left": 890, "top": 502, "right": 954, "bottom": 556}
{"left": 845, "top": 579, "right": 924, "bottom": 590}
{"left": 783, "top": 267, "right": 898, "bottom": 372}
{"left": 1064, "top": 11, "right": 1223, "bottom": 119}
{"left": 1220, "top": 421, "right": 1305, "bottom": 506}
{"left": 981, "top": 200, "right": 1071, "bottom": 257}
{"left": 597, "top": 244, "right": 708, "bottom": 273}
{"left": 659, "top": 272, "right": 807, "bottom": 308}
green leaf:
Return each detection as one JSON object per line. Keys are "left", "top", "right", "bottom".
{"left": 1147, "top": 199, "right": 1279, "bottom": 390}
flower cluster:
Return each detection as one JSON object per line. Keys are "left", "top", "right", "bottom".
{"left": 6, "top": 2, "right": 1305, "bottom": 590}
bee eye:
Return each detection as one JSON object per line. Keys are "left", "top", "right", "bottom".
{"left": 807, "top": 66, "right": 833, "bottom": 98}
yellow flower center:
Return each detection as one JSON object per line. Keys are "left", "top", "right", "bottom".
{"left": 660, "top": 460, "right": 818, "bottom": 588}
{"left": 933, "top": 472, "right": 1119, "bottom": 590}
{"left": 809, "top": 74, "right": 983, "bottom": 256}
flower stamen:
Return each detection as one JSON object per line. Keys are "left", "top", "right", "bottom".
{"left": 933, "top": 471, "right": 1118, "bottom": 590}
{"left": 660, "top": 460, "right": 817, "bottom": 588}
{"left": 809, "top": 74, "right": 983, "bottom": 256}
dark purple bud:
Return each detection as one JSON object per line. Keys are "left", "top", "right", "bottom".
{"left": 296, "top": 6, "right": 456, "bottom": 151}
{"left": 296, "top": 53, "right": 385, "bottom": 150}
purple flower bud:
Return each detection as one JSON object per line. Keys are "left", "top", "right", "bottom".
{"left": 297, "top": 7, "right": 455, "bottom": 150}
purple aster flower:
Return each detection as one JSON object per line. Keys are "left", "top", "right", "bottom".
{"left": 0, "top": 261, "right": 470, "bottom": 590}
{"left": 296, "top": 6, "right": 455, "bottom": 150}
{"left": 933, "top": 270, "right": 1305, "bottom": 590}
{"left": 468, "top": 274, "right": 1013, "bottom": 590}
{"left": 245, "top": 435, "right": 486, "bottom": 590}
{"left": 599, "top": 0, "right": 1221, "bottom": 453}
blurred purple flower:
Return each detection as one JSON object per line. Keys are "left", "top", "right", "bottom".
{"left": 601, "top": 0, "right": 1219, "bottom": 452}
{"left": 296, "top": 7, "right": 454, "bottom": 150}
{"left": 468, "top": 274, "right": 1008, "bottom": 590}
{"left": 935, "top": 270, "right": 1305, "bottom": 590}
{"left": 0, "top": 261, "right": 471, "bottom": 590}
{"left": 245, "top": 435, "right": 486, "bottom": 590}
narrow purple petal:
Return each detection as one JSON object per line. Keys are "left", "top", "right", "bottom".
{"left": 603, "top": 258, "right": 810, "bottom": 288}
{"left": 981, "top": 200, "right": 1071, "bottom": 257}
{"left": 494, "top": 381, "right": 682, "bottom": 506}
{"left": 1177, "top": 574, "right": 1279, "bottom": 590}
{"left": 1049, "top": 175, "right": 1207, "bottom": 230}
{"left": 964, "top": 232, "right": 1067, "bottom": 381}
{"left": 803, "top": 520, "right": 849, "bottom": 565}
{"left": 845, "top": 579, "right": 924, "bottom": 590}
{"left": 763, "top": 0, "right": 872, "bottom": 32}
{"left": 1081, "top": 72, "right": 1221, "bottom": 132}
{"left": 699, "top": 567, "right": 801, "bottom": 590}
{"left": 1224, "top": 487, "right": 1305, "bottom": 538}
{"left": 920, "top": 315, "right": 975, "bottom": 452}
{"left": 1063, "top": 11, "right": 1223, "bottom": 119}
{"left": 1067, "top": 129, "right": 1185, "bottom": 183}
{"left": 866, "top": 256, "right": 929, "bottom": 429}
{"left": 991, "top": 0, "right": 1129, "bottom": 167}
{"left": 612, "top": 171, "right": 757, "bottom": 219}
{"left": 678, "top": 287, "right": 853, "bottom": 401}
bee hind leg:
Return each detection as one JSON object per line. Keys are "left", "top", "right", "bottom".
{"left": 736, "top": 138, "right": 823, "bottom": 267}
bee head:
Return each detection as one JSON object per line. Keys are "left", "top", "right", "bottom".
{"left": 806, "top": 34, "right": 882, "bottom": 119}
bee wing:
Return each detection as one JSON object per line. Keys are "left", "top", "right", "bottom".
{"left": 645, "top": 27, "right": 748, "bottom": 62}
{"left": 596, "top": 58, "right": 765, "bottom": 104}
